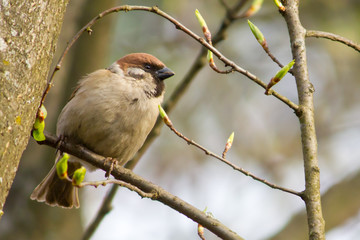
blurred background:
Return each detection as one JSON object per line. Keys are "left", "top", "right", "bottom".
{"left": 1, "top": 0, "right": 360, "bottom": 239}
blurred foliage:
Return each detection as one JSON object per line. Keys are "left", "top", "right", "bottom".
{"left": 1, "top": 0, "right": 359, "bottom": 239}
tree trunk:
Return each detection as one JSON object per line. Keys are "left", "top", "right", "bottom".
{"left": 0, "top": 0, "right": 69, "bottom": 217}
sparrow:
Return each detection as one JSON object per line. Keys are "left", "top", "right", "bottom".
{"left": 31, "top": 53, "right": 174, "bottom": 208}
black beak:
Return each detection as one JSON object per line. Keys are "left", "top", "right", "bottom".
{"left": 156, "top": 67, "right": 175, "bottom": 80}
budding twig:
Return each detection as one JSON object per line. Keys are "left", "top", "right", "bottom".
{"left": 38, "top": 5, "right": 298, "bottom": 118}
{"left": 265, "top": 59, "right": 295, "bottom": 95}
{"left": 55, "top": 152, "right": 155, "bottom": 198}
{"left": 222, "top": 132, "right": 234, "bottom": 159}
{"left": 37, "top": 131, "right": 245, "bottom": 240}
{"left": 158, "top": 105, "right": 302, "bottom": 197}
{"left": 247, "top": 20, "right": 294, "bottom": 75}
{"left": 81, "top": 179, "right": 156, "bottom": 199}
{"left": 273, "top": 0, "right": 285, "bottom": 12}
{"left": 198, "top": 223, "right": 206, "bottom": 240}
{"left": 32, "top": 105, "right": 47, "bottom": 141}
{"left": 195, "top": 9, "right": 233, "bottom": 74}
{"left": 241, "top": 0, "right": 264, "bottom": 18}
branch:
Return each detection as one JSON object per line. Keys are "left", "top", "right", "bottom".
{"left": 126, "top": 1, "right": 249, "bottom": 169}
{"left": 269, "top": 170, "right": 360, "bottom": 240}
{"left": 158, "top": 108, "right": 302, "bottom": 197}
{"left": 84, "top": 2, "right": 250, "bottom": 238}
{"left": 37, "top": 132, "right": 244, "bottom": 240}
{"left": 283, "top": 1, "right": 325, "bottom": 239}
{"left": 126, "top": 1, "right": 296, "bottom": 170}
{"left": 38, "top": 3, "right": 298, "bottom": 238}
{"left": 39, "top": 4, "right": 298, "bottom": 113}
{"left": 306, "top": 30, "right": 360, "bottom": 53}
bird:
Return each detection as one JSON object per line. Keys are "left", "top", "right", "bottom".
{"left": 31, "top": 53, "right": 175, "bottom": 208}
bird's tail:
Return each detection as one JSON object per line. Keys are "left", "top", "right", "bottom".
{"left": 30, "top": 157, "right": 81, "bottom": 209}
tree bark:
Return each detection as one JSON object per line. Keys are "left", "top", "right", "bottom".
{"left": 270, "top": 170, "right": 360, "bottom": 240}
{"left": 282, "top": 1, "right": 326, "bottom": 239}
{"left": 0, "top": 0, "right": 69, "bottom": 217}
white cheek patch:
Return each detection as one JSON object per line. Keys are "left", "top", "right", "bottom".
{"left": 107, "top": 62, "right": 124, "bottom": 77}
{"left": 127, "top": 67, "right": 146, "bottom": 79}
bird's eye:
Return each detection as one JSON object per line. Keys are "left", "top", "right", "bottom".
{"left": 145, "top": 64, "right": 151, "bottom": 70}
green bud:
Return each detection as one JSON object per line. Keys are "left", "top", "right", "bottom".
{"left": 72, "top": 167, "right": 86, "bottom": 186}
{"left": 39, "top": 104, "right": 47, "bottom": 120}
{"left": 248, "top": 20, "right": 265, "bottom": 45}
{"left": 158, "top": 105, "right": 172, "bottom": 126}
{"left": 56, "top": 153, "right": 69, "bottom": 179}
{"left": 33, "top": 117, "right": 44, "bottom": 130}
{"left": 227, "top": 132, "right": 235, "bottom": 145}
{"left": 195, "top": 9, "right": 208, "bottom": 29}
{"left": 158, "top": 105, "right": 168, "bottom": 119}
{"left": 243, "top": 0, "right": 264, "bottom": 17}
{"left": 32, "top": 129, "right": 46, "bottom": 141}
{"left": 32, "top": 118, "right": 45, "bottom": 141}
{"left": 274, "top": 59, "right": 295, "bottom": 81}
{"left": 207, "top": 50, "right": 213, "bottom": 63}
{"left": 33, "top": 105, "right": 47, "bottom": 141}
{"left": 274, "top": 0, "right": 285, "bottom": 11}
{"left": 265, "top": 59, "right": 295, "bottom": 95}
{"left": 252, "top": 0, "right": 264, "bottom": 11}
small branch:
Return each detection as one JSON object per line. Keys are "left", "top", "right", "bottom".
{"left": 262, "top": 45, "right": 294, "bottom": 75}
{"left": 39, "top": 4, "right": 298, "bottom": 114}
{"left": 37, "top": 132, "right": 244, "bottom": 240}
{"left": 222, "top": 132, "right": 234, "bottom": 159}
{"left": 81, "top": 4, "right": 249, "bottom": 238}
{"left": 306, "top": 30, "right": 360, "bottom": 53}
{"left": 126, "top": 0, "right": 250, "bottom": 169}
{"left": 159, "top": 112, "right": 302, "bottom": 197}
{"left": 62, "top": 171, "right": 154, "bottom": 197}
{"left": 80, "top": 179, "right": 156, "bottom": 198}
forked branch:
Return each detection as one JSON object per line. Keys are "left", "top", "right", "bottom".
{"left": 39, "top": 5, "right": 298, "bottom": 113}
{"left": 37, "top": 131, "right": 244, "bottom": 240}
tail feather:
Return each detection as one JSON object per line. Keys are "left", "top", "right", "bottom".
{"left": 31, "top": 161, "right": 81, "bottom": 209}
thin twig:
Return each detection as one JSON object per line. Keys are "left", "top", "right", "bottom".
{"left": 39, "top": 4, "right": 297, "bottom": 239}
{"left": 61, "top": 172, "right": 154, "bottom": 197}
{"left": 39, "top": 4, "right": 298, "bottom": 114}
{"left": 263, "top": 45, "right": 294, "bottom": 75}
{"left": 80, "top": 180, "right": 155, "bottom": 198}
{"left": 306, "top": 30, "right": 360, "bottom": 53}
{"left": 160, "top": 115, "right": 302, "bottom": 197}
{"left": 37, "top": 132, "right": 244, "bottom": 240}
{"left": 126, "top": 0, "right": 250, "bottom": 169}
{"left": 83, "top": 3, "right": 249, "bottom": 239}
